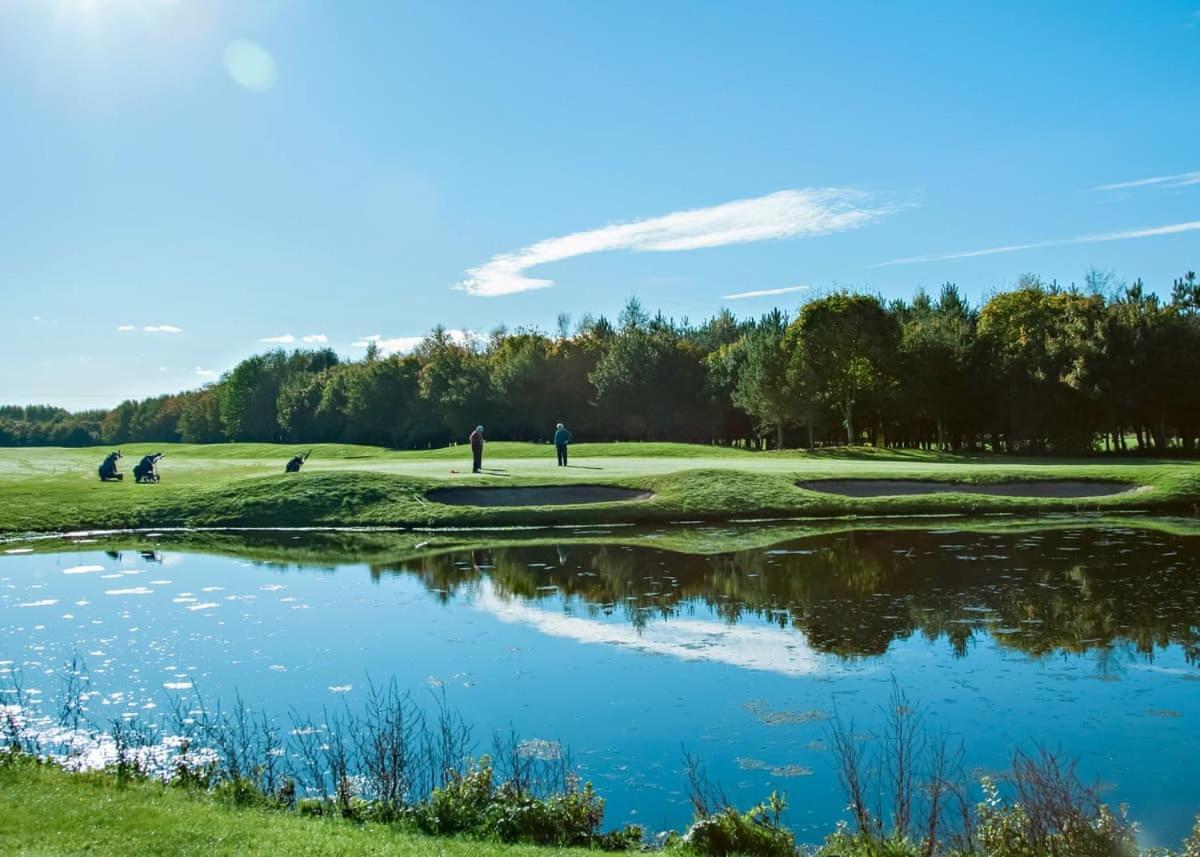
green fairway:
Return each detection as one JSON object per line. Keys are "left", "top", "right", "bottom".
{"left": 0, "top": 442, "right": 1197, "bottom": 534}
{"left": 0, "top": 758, "right": 595, "bottom": 857}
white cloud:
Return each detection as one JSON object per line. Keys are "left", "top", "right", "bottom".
{"left": 1093, "top": 170, "right": 1200, "bottom": 191}
{"left": 259, "top": 334, "right": 296, "bottom": 344}
{"left": 871, "top": 220, "right": 1200, "bottom": 267}
{"left": 723, "top": 284, "right": 811, "bottom": 300}
{"left": 116, "top": 325, "right": 136, "bottom": 332}
{"left": 352, "top": 329, "right": 475, "bottom": 356}
{"left": 223, "top": 39, "right": 277, "bottom": 92}
{"left": 144, "top": 324, "right": 183, "bottom": 334}
{"left": 457, "top": 189, "right": 901, "bottom": 297}
{"left": 195, "top": 367, "right": 218, "bottom": 379}
{"left": 301, "top": 334, "right": 328, "bottom": 344}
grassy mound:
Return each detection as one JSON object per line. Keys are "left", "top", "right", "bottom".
{"left": 0, "top": 442, "right": 1197, "bottom": 533}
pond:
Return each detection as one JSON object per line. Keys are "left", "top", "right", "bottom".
{"left": 2, "top": 519, "right": 1199, "bottom": 845}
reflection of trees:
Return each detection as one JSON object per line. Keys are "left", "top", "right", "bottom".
{"left": 375, "top": 530, "right": 1200, "bottom": 664}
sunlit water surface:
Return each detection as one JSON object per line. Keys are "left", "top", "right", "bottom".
{"left": 2, "top": 523, "right": 1199, "bottom": 844}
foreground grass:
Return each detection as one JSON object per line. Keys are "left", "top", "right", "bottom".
{"left": 0, "top": 758, "right": 595, "bottom": 857}
{"left": 1, "top": 442, "right": 1198, "bottom": 533}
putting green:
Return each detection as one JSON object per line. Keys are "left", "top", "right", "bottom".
{"left": 425, "top": 485, "right": 653, "bottom": 507}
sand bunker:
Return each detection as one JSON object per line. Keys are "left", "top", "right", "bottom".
{"left": 797, "top": 479, "right": 1139, "bottom": 499}
{"left": 426, "top": 485, "right": 653, "bottom": 507}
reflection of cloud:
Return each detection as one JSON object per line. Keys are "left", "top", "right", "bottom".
{"left": 872, "top": 220, "right": 1200, "bottom": 267}
{"left": 223, "top": 39, "right": 277, "bottom": 92}
{"left": 458, "top": 189, "right": 900, "bottom": 296}
{"left": 474, "top": 582, "right": 829, "bottom": 677}
{"left": 723, "top": 285, "right": 811, "bottom": 300}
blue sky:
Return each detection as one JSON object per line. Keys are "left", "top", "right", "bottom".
{"left": 2, "top": 1, "right": 1198, "bottom": 409}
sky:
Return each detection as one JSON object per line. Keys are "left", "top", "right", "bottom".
{"left": 2, "top": 0, "right": 1198, "bottom": 410}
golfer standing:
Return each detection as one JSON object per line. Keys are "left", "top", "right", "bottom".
{"left": 554, "top": 422, "right": 572, "bottom": 466}
{"left": 469, "top": 425, "right": 485, "bottom": 473}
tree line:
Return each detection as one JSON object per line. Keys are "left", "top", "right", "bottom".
{"left": 5, "top": 271, "right": 1199, "bottom": 454}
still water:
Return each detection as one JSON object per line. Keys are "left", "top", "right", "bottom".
{"left": 2, "top": 521, "right": 1199, "bottom": 844}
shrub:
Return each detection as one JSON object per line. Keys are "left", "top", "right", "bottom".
{"left": 818, "top": 825, "right": 921, "bottom": 857}
{"left": 487, "top": 781, "right": 606, "bottom": 846}
{"left": 212, "top": 776, "right": 271, "bottom": 808}
{"left": 975, "top": 774, "right": 1138, "bottom": 857}
{"left": 418, "top": 757, "right": 497, "bottom": 835}
{"left": 1184, "top": 816, "right": 1200, "bottom": 857}
{"left": 414, "top": 755, "right": 622, "bottom": 848}
{"left": 682, "top": 791, "right": 795, "bottom": 857}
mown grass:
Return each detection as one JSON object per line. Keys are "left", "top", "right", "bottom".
{"left": 1, "top": 442, "right": 1198, "bottom": 534}
{"left": 0, "top": 757, "right": 596, "bottom": 857}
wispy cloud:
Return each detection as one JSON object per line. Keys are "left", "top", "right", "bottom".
{"left": 195, "top": 367, "right": 218, "bottom": 379}
{"left": 458, "top": 189, "right": 901, "bottom": 297}
{"left": 871, "top": 220, "right": 1200, "bottom": 267}
{"left": 723, "top": 284, "right": 811, "bottom": 300}
{"left": 116, "top": 325, "right": 136, "bottom": 332}
{"left": 259, "top": 333, "right": 328, "bottom": 345}
{"left": 144, "top": 324, "right": 183, "bottom": 334}
{"left": 1093, "top": 170, "right": 1200, "bottom": 191}
{"left": 352, "top": 330, "right": 475, "bottom": 356}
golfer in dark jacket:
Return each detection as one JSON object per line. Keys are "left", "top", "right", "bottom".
{"left": 469, "top": 425, "right": 485, "bottom": 473}
{"left": 554, "top": 423, "right": 572, "bottom": 466}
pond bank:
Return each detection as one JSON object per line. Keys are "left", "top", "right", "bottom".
{"left": 0, "top": 758, "right": 596, "bottom": 857}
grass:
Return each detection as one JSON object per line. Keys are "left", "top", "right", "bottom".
{"left": 0, "top": 441, "right": 1198, "bottom": 534}
{"left": 0, "top": 757, "right": 595, "bottom": 857}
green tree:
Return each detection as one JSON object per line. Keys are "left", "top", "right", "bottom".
{"left": 978, "top": 285, "right": 1098, "bottom": 451}
{"left": 101, "top": 401, "right": 136, "bottom": 445}
{"left": 795, "top": 293, "right": 900, "bottom": 444}
{"left": 589, "top": 301, "right": 707, "bottom": 440}
{"left": 177, "top": 387, "right": 224, "bottom": 443}
{"left": 417, "top": 327, "right": 493, "bottom": 441}
{"left": 730, "top": 310, "right": 795, "bottom": 448}
{"left": 897, "top": 285, "right": 977, "bottom": 449}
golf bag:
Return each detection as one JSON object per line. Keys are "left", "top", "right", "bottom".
{"left": 285, "top": 450, "right": 311, "bottom": 474}
{"left": 98, "top": 451, "right": 123, "bottom": 482}
{"left": 133, "top": 453, "right": 163, "bottom": 484}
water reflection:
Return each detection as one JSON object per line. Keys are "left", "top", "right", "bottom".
{"left": 4, "top": 521, "right": 1200, "bottom": 843}
{"left": 374, "top": 528, "right": 1200, "bottom": 666}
